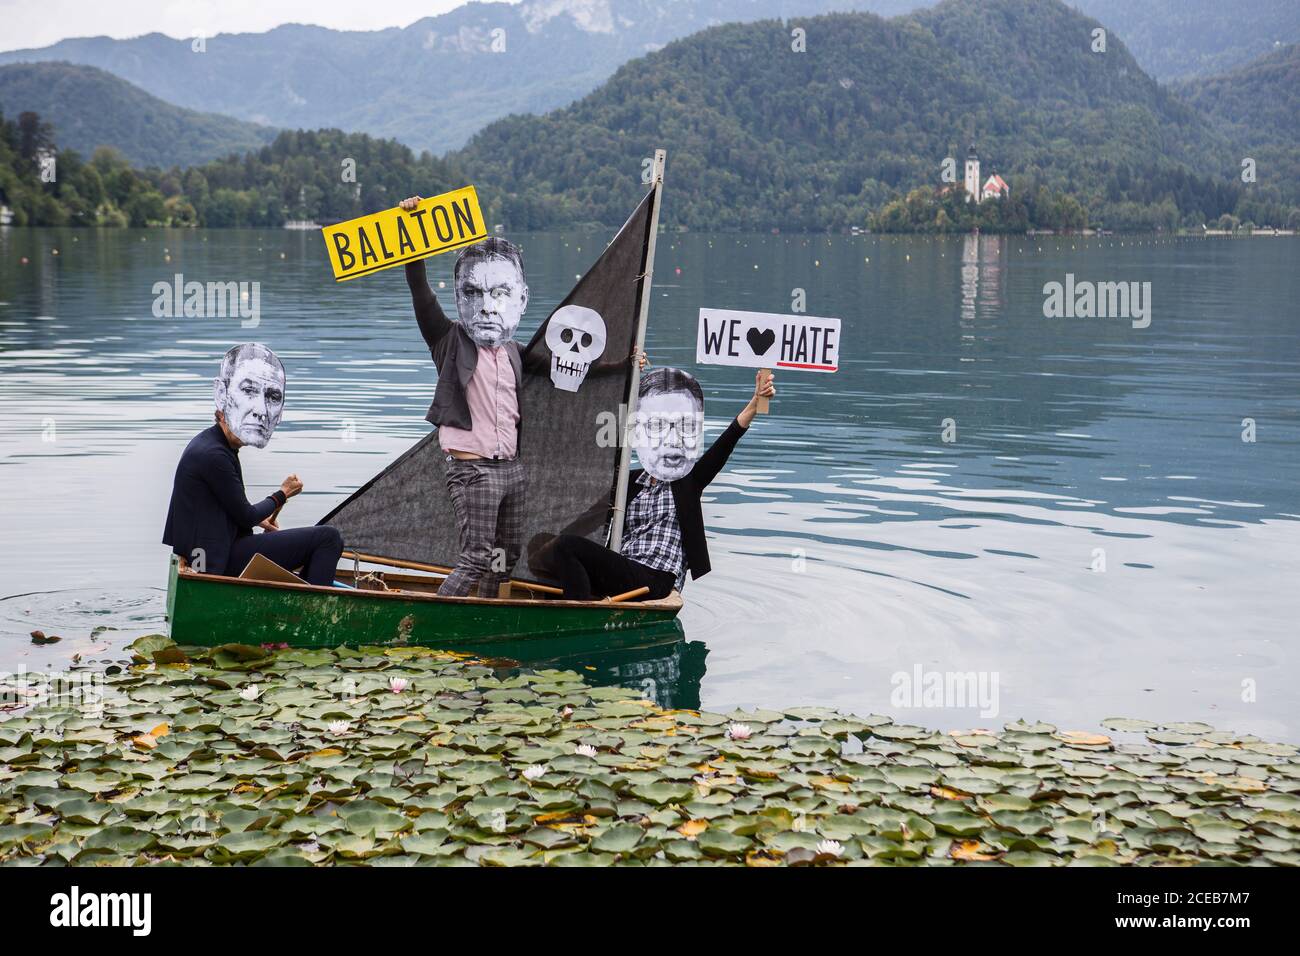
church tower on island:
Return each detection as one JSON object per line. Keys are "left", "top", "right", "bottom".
{"left": 964, "top": 144, "right": 981, "bottom": 203}
{"left": 960, "top": 143, "right": 1009, "bottom": 204}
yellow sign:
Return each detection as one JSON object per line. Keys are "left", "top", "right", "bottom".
{"left": 321, "top": 185, "right": 486, "bottom": 282}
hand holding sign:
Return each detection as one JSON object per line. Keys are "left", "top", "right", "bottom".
{"left": 697, "top": 308, "right": 840, "bottom": 414}
{"left": 321, "top": 186, "right": 486, "bottom": 282}
{"left": 753, "top": 368, "right": 776, "bottom": 414}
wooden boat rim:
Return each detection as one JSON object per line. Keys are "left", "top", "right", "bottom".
{"left": 174, "top": 564, "right": 683, "bottom": 612}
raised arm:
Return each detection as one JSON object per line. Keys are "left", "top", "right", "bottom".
{"left": 691, "top": 369, "right": 775, "bottom": 488}
{"left": 406, "top": 261, "right": 454, "bottom": 354}
{"left": 399, "top": 196, "right": 454, "bottom": 354}
{"left": 736, "top": 368, "right": 774, "bottom": 429}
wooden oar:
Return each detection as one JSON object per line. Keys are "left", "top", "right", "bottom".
{"left": 609, "top": 586, "right": 650, "bottom": 603}
{"left": 341, "top": 550, "right": 564, "bottom": 596}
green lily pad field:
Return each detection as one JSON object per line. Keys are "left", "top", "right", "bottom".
{"left": 1, "top": 637, "right": 1298, "bottom": 867}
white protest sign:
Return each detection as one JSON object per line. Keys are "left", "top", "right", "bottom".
{"left": 696, "top": 308, "right": 840, "bottom": 373}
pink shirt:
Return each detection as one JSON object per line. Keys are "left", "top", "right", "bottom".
{"left": 438, "top": 345, "right": 519, "bottom": 459}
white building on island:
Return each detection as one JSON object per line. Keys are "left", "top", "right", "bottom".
{"left": 963, "top": 144, "right": 1009, "bottom": 203}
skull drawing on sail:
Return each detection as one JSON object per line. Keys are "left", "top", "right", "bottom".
{"left": 545, "top": 304, "right": 607, "bottom": 391}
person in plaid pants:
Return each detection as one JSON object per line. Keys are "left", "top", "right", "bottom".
{"left": 442, "top": 456, "right": 526, "bottom": 598}
{"left": 400, "top": 196, "right": 530, "bottom": 598}
{"left": 397, "top": 196, "right": 642, "bottom": 598}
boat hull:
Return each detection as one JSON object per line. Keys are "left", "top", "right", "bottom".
{"left": 165, "top": 557, "right": 682, "bottom": 648}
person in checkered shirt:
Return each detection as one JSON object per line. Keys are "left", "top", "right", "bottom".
{"left": 548, "top": 365, "right": 776, "bottom": 600}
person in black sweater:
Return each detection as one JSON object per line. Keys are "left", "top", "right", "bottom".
{"left": 548, "top": 366, "right": 776, "bottom": 600}
{"left": 162, "top": 344, "right": 343, "bottom": 586}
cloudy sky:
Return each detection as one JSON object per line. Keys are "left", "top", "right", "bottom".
{"left": 0, "top": 0, "right": 476, "bottom": 52}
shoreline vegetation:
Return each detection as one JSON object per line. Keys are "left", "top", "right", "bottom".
{"left": 2, "top": 113, "right": 1296, "bottom": 237}
{"left": 2, "top": 636, "right": 1297, "bottom": 867}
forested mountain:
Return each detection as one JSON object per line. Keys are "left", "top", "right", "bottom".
{"left": 452, "top": 0, "right": 1284, "bottom": 231}
{"left": 0, "top": 122, "right": 464, "bottom": 228}
{"left": 0, "top": 0, "right": 922, "bottom": 155}
{"left": 1172, "top": 43, "right": 1300, "bottom": 213}
{"left": 2, "top": 0, "right": 1294, "bottom": 157}
{"left": 0, "top": 63, "right": 276, "bottom": 168}
{"left": 0, "top": 111, "right": 188, "bottom": 227}
{"left": 181, "top": 130, "right": 465, "bottom": 227}
{"left": 1069, "top": 0, "right": 1300, "bottom": 80}
{"left": 4, "top": 0, "right": 1296, "bottom": 233}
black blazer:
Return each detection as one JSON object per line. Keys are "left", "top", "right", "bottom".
{"left": 405, "top": 260, "right": 628, "bottom": 437}
{"left": 162, "top": 425, "right": 284, "bottom": 575}
{"left": 625, "top": 417, "right": 749, "bottom": 581}
{"left": 405, "top": 261, "right": 524, "bottom": 433}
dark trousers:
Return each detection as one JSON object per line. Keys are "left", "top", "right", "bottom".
{"left": 442, "top": 456, "right": 526, "bottom": 598}
{"left": 550, "top": 534, "right": 676, "bottom": 602}
{"left": 224, "top": 525, "right": 344, "bottom": 586}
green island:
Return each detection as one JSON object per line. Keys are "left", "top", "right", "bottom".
{"left": 2, "top": 637, "right": 1297, "bottom": 867}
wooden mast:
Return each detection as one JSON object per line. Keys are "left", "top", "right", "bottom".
{"left": 608, "top": 148, "right": 665, "bottom": 553}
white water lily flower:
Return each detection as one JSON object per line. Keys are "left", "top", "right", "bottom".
{"left": 523, "top": 764, "right": 546, "bottom": 781}
{"left": 561, "top": 706, "right": 574, "bottom": 718}
{"left": 389, "top": 677, "right": 410, "bottom": 694}
{"left": 726, "top": 722, "right": 752, "bottom": 740}
{"left": 575, "top": 744, "right": 598, "bottom": 758}
{"left": 328, "top": 720, "right": 350, "bottom": 736}
{"left": 816, "top": 839, "right": 844, "bottom": 858}
{"left": 239, "top": 685, "right": 260, "bottom": 701}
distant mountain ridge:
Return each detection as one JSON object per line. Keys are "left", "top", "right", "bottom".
{"left": 1172, "top": 43, "right": 1300, "bottom": 207}
{"left": 0, "top": 0, "right": 923, "bottom": 156}
{"left": 3, "top": 0, "right": 1295, "bottom": 232}
{"left": 4, "top": 0, "right": 1292, "bottom": 158}
{"left": 1069, "top": 0, "right": 1300, "bottom": 80}
{"left": 1174, "top": 43, "right": 1300, "bottom": 148}
{"left": 0, "top": 62, "right": 277, "bottom": 167}
{"left": 452, "top": 0, "right": 1259, "bottom": 230}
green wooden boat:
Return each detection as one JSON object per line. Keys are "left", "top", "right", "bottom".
{"left": 165, "top": 556, "right": 682, "bottom": 648}
{"left": 166, "top": 152, "right": 680, "bottom": 652}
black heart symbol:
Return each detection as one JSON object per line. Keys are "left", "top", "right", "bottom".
{"left": 746, "top": 327, "right": 775, "bottom": 357}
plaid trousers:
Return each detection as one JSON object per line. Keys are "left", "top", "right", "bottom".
{"left": 441, "top": 456, "right": 526, "bottom": 598}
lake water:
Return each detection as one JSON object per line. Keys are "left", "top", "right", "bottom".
{"left": 1, "top": 227, "right": 1297, "bottom": 737}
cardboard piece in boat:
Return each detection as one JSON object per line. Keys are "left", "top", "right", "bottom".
{"left": 238, "top": 553, "right": 307, "bottom": 586}
{"left": 321, "top": 185, "right": 487, "bottom": 282}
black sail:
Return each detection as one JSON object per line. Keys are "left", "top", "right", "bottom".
{"left": 319, "top": 188, "right": 657, "bottom": 584}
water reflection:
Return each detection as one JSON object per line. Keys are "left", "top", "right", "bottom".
{"left": 959, "top": 233, "right": 1007, "bottom": 328}
{"left": 0, "top": 585, "right": 707, "bottom": 713}
{"left": 2, "top": 228, "right": 1298, "bottom": 736}
{"left": 480, "top": 622, "right": 708, "bottom": 710}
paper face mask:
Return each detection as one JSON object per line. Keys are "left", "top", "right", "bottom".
{"left": 213, "top": 343, "right": 285, "bottom": 449}
{"left": 454, "top": 239, "right": 528, "bottom": 348}
{"left": 634, "top": 368, "right": 705, "bottom": 482}
{"left": 545, "top": 304, "right": 607, "bottom": 391}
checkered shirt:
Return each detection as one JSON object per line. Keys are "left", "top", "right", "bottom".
{"left": 620, "top": 472, "right": 687, "bottom": 591}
